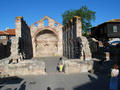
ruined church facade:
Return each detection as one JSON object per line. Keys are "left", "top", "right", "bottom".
{"left": 8, "top": 15, "right": 94, "bottom": 62}
{"left": 30, "top": 16, "right": 63, "bottom": 57}
{"left": 10, "top": 16, "right": 63, "bottom": 60}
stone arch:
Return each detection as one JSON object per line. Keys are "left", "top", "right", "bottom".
{"left": 33, "top": 27, "right": 59, "bottom": 57}
{"left": 33, "top": 27, "right": 58, "bottom": 39}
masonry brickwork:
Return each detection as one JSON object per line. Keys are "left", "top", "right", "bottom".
{"left": 19, "top": 17, "right": 33, "bottom": 59}
{"left": 63, "top": 16, "right": 92, "bottom": 60}
{"left": 30, "top": 16, "right": 63, "bottom": 57}
{"left": 10, "top": 16, "right": 33, "bottom": 61}
{"left": 0, "top": 16, "right": 99, "bottom": 75}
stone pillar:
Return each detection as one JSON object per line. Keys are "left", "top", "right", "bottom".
{"left": 57, "top": 25, "right": 63, "bottom": 56}
{"left": 32, "top": 39, "right": 36, "bottom": 57}
{"left": 74, "top": 16, "right": 82, "bottom": 37}
{"left": 15, "top": 16, "right": 23, "bottom": 38}
{"left": 48, "top": 19, "right": 55, "bottom": 28}
{"left": 10, "top": 16, "right": 23, "bottom": 61}
{"left": 38, "top": 22, "right": 44, "bottom": 28}
{"left": 10, "top": 37, "right": 19, "bottom": 61}
{"left": 80, "top": 36, "right": 92, "bottom": 60}
{"left": 80, "top": 49, "right": 84, "bottom": 60}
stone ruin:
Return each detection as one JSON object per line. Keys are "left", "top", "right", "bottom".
{"left": 10, "top": 16, "right": 33, "bottom": 63}
{"left": 62, "top": 16, "right": 98, "bottom": 73}
{"left": 0, "top": 16, "right": 63, "bottom": 76}
{"left": 10, "top": 16, "right": 63, "bottom": 61}
{"left": 0, "top": 16, "right": 99, "bottom": 76}
{"left": 63, "top": 16, "right": 92, "bottom": 60}
{"left": 30, "top": 16, "right": 63, "bottom": 57}
{"left": 0, "top": 16, "right": 46, "bottom": 77}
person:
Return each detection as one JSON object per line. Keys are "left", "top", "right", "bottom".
{"left": 110, "top": 64, "right": 119, "bottom": 90}
{"left": 58, "top": 57, "right": 64, "bottom": 72}
{"left": 47, "top": 87, "right": 51, "bottom": 90}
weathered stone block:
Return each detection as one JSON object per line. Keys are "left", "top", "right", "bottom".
{"left": 64, "top": 59, "right": 93, "bottom": 74}
{"left": 0, "top": 60, "right": 46, "bottom": 76}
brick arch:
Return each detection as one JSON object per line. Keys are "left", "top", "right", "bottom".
{"left": 33, "top": 27, "right": 58, "bottom": 40}
{"left": 33, "top": 27, "right": 59, "bottom": 57}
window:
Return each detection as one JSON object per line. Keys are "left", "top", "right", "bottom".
{"left": 113, "top": 25, "right": 118, "bottom": 32}
{"left": 0, "top": 36, "right": 6, "bottom": 39}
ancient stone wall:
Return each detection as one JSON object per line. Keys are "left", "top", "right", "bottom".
{"left": 30, "top": 16, "right": 63, "bottom": 57}
{"left": 87, "top": 38, "right": 99, "bottom": 58}
{"left": 63, "top": 17, "right": 82, "bottom": 59}
{"left": 10, "top": 16, "right": 22, "bottom": 61}
{"left": 10, "top": 16, "right": 33, "bottom": 61}
{"left": 0, "top": 60, "right": 45, "bottom": 76}
{"left": 20, "top": 18, "right": 33, "bottom": 59}
{"left": 80, "top": 37, "right": 92, "bottom": 60}
{"left": 10, "top": 16, "right": 63, "bottom": 60}
{"left": 63, "top": 16, "right": 92, "bottom": 60}
{"left": 64, "top": 60, "right": 93, "bottom": 73}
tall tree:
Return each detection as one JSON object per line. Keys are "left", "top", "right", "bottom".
{"left": 62, "top": 6, "right": 96, "bottom": 36}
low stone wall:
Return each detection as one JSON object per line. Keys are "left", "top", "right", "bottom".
{"left": 64, "top": 59, "right": 93, "bottom": 74}
{"left": 0, "top": 60, "right": 45, "bottom": 76}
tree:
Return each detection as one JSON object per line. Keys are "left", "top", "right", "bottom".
{"left": 62, "top": 6, "right": 96, "bottom": 36}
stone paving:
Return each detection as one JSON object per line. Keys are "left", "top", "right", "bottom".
{"left": 36, "top": 57, "right": 62, "bottom": 73}
{"left": 0, "top": 57, "right": 110, "bottom": 90}
{"left": 0, "top": 73, "right": 110, "bottom": 90}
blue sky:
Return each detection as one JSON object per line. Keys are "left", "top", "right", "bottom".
{"left": 0, "top": 0, "right": 120, "bottom": 30}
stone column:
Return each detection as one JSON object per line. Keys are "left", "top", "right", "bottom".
{"left": 32, "top": 39, "right": 36, "bottom": 57}
{"left": 15, "top": 16, "right": 23, "bottom": 38}
{"left": 74, "top": 16, "right": 82, "bottom": 37}
{"left": 48, "top": 19, "right": 55, "bottom": 28}
{"left": 57, "top": 25, "right": 63, "bottom": 56}
{"left": 10, "top": 16, "right": 23, "bottom": 61}
{"left": 38, "top": 22, "right": 44, "bottom": 28}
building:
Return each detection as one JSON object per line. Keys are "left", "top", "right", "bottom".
{"left": 30, "top": 16, "right": 63, "bottom": 57}
{"left": 91, "top": 19, "right": 120, "bottom": 41}
{"left": 0, "top": 29, "right": 15, "bottom": 59}
{"left": 7, "top": 16, "right": 63, "bottom": 60}
{"left": 91, "top": 19, "right": 120, "bottom": 62}
{"left": 0, "top": 29, "right": 15, "bottom": 45}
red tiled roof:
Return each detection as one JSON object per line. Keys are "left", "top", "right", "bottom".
{"left": 7, "top": 29, "right": 16, "bottom": 35}
{"left": 0, "top": 29, "right": 15, "bottom": 35}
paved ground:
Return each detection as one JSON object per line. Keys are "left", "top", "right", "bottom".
{"left": 0, "top": 57, "right": 110, "bottom": 90}
{"left": 36, "top": 57, "right": 62, "bottom": 73}
{"left": 33, "top": 57, "right": 67, "bottom": 73}
{"left": 0, "top": 73, "right": 110, "bottom": 90}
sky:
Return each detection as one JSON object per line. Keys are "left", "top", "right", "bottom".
{"left": 0, "top": 0, "right": 120, "bottom": 30}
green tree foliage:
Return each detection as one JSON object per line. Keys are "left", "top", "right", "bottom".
{"left": 62, "top": 6, "right": 96, "bottom": 36}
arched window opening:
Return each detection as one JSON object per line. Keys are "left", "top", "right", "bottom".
{"left": 34, "top": 23, "right": 38, "bottom": 27}
{"left": 54, "top": 23, "right": 58, "bottom": 27}
{"left": 44, "top": 19, "right": 48, "bottom": 26}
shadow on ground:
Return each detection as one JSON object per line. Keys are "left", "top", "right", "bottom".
{"left": 73, "top": 59, "right": 119, "bottom": 90}
{"left": 73, "top": 73, "right": 109, "bottom": 90}
{"left": 17, "top": 81, "right": 26, "bottom": 90}
{"left": 0, "top": 76, "right": 24, "bottom": 89}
